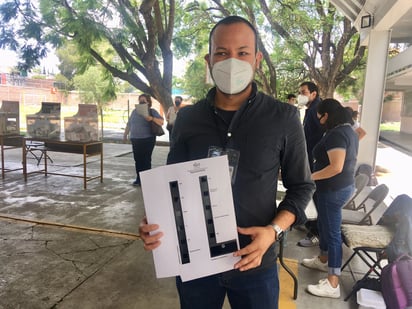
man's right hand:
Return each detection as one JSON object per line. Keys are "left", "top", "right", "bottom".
{"left": 139, "top": 217, "right": 163, "bottom": 251}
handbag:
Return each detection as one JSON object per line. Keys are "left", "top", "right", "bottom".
{"left": 149, "top": 109, "right": 165, "bottom": 136}
{"left": 151, "top": 121, "right": 165, "bottom": 136}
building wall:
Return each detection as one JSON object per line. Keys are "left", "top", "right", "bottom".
{"left": 401, "top": 91, "right": 412, "bottom": 134}
{"left": 382, "top": 91, "right": 402, "bottom": 122}
{"left": 0, "top": 83, "right": 165, "bottom": 132}
{"left": 0, "top": 84, "right": 159, "bottom": 111}
{"left": 1, "top": 81, "right": 406, "bottom": 132}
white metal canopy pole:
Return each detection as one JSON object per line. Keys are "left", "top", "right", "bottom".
{"left": 358, "top": 30, "right": 391, "bottom": 169}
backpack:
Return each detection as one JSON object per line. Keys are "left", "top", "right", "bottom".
{"left": 381, "top": 254, "right": 412, "bottom": 309}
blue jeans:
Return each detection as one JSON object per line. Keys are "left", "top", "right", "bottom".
{"left": 176, "top": 265, "right": 279, "bottom": 309}
{"left": 316, "top": 184, "right": 354, "bottom": 275}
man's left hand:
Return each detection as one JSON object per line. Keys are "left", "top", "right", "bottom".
{"left": 233, "top": 226, "right": 276, "bottom": 271}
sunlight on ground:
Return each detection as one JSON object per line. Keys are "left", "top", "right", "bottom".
{"left": 375, "top": 145, "right": 412, "bottom": 199}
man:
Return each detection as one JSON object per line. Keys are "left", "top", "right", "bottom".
{"left": 297, "top": 81, "right": 325, "bottom": 247}
{"left": 139, "top": 16, "right": 314, "bottom": 309}
{"left": 286, "top": 93, "right": 296, "bottom": 105}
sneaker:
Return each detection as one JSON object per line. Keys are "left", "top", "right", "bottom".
{"left": 297, "top": 235, "right": 319, "bottom": 247}
{"left": 307, "top": 278, "right": 340, "bottom": 298}
{"left": 302, "top": 256, "right": 328, "bottom": 272}
{"left": 132, "top": 180, "right": 141, "bottom": 186}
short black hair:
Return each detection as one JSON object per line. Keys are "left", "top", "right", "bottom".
{"left": 300, "top": 81, "right": 319, "bottom": 98}
{"left": 208, "top": 15, "right": 258, "bottom": 55}
{"left": 287, "top": 94, "right": 296, "bottom": 100}
{"left": 345, "top": 106, "right": 359, "bottom": 119}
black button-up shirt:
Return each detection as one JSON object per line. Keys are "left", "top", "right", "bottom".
{"left": 168, "top": 84, "right": 315, "bottom": 268}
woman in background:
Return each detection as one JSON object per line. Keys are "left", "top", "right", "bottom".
{"left": 302, "top": 98, "right": 359, "bottom": 298}
{"left": 345, "top": 106, "right": 367, "bottom": 140}
{"left": 123, "top": 94, "right": 164, "bottom": 186}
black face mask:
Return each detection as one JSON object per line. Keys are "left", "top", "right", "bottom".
{"left": 318, "top": 114, "right": 326, "bottom": 122}
{"left": 175, "top": 101, "right": 181, "bottom": 107}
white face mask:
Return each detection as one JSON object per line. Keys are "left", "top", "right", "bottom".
{"left": 297, "top": 94, "right": 309, "bottom": 106}
{"left": 211, "top": 58, "right": 254, "bottom": 95}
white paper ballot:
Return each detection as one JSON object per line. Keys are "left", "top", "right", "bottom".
{"left": 140, "top": 156, "right": 240, "bottom": 282}
{"left": 135, "top": 103, "right": 149, "bottom": 117}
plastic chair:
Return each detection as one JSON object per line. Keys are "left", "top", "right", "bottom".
{"left": 343, "top": 173, "right": 370, "bottom": 209}
{"left": 342, "top": 184, "right": 389, "bottom": 226}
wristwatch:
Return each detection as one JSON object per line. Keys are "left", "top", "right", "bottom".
{"left": 270, "top": 224, "right": 284, "bottom": 241}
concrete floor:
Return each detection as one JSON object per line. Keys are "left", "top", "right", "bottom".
{"left": 0, "top": 140, "right": 406, "bottom": 308}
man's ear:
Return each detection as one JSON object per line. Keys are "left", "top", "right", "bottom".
{"left": 311, "top": 90, "right": 318, "bottom": 101}
{"left": 204, "top": 54, "right": 210, "bottom": 66}
{"left": 255, "top": 51, "right": 263, "bottom": 69}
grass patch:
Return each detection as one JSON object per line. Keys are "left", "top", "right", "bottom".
{"left": 380, "top": 122, "right": 400, "bottom": 132}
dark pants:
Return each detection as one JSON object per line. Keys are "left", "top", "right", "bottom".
{"left": 131, "top": 136, "right": 156, "bottom": 181}
{"left": 167, "top": 124, "right": 173, "bottom": 142}
{"left": 176, "top": 265, "right": 279, "bottom": 309}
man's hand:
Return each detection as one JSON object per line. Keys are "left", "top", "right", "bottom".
{"left": 139, "top": 217, "right": 163, "bottom": 251}
{"left": 233, "top": 226, "right": 276, "bottom": 271}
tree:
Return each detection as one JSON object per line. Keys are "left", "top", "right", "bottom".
{"left": 183, "top": 55, "right": 211, "bottom": 101}
{"left": 1, "top": 0, "right": 367, "bottom": 104}
{"left": 56, "top": 42, "right": 79, "bottom": 85}
{"left": 258, "top": 0, "right": 366, "bottom": 98}
{"left": 181, "top": 0, "right": 366, "bottom": 99}
{"left": 73, "top": 66, "right": 117, "bottom": 138}
{"left": 0, "top": 0, "right": 176, "bottom": 111}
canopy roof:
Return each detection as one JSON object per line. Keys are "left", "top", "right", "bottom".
{"left": 331, "top": 0, "right": 412, "bottom": 91}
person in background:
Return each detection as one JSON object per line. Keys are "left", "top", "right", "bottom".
{"left": 345, "top": 106, "right": 367, "bottom": 140}
{"left": 123, "top": 93, "right": 164, "bottom": 186}
{"left": 166, "top": 96, "right": 183, "bottom": 141}
{"left": 296, "top": 81, "right": 325, "bottom": 247}
{"left": 139, "top": 16, "right": 314, "bottom": 309}
{"left": 287, "top": 93, "right": 297, "bottom": 105}
{"left": 302, "top": 98, "right": 359, "bottom": 298}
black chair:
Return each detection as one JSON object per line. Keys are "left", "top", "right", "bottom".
{"left": 343, "top": 173, "right": 370, "bottom": 210}
{"left": 25, "top": 141, "right": 53, "bottom": 166}
{"left": 341, "top": 224, "right": 394, "bottom": 300}
{"left": 341, "top": 184, "right": 389, "bottom": 225}
{"left": 278, "top": 234, "right": 298, "bottom": 300}
{"left": 341, "top": 194, "right": 412, "bottom": 301}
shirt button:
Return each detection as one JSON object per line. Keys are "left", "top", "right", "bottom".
{"left": 227, "top": 132, "right": 232, "bottom": 137}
